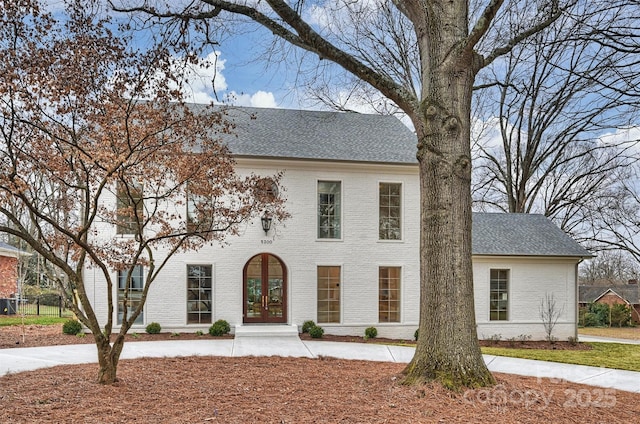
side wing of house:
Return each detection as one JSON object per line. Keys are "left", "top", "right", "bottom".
{"left": 471, "top": 213, "right": 591, "bottom": 341}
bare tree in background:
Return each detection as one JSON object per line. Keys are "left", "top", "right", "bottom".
{"left": 471, "top": 10, "right": 639, "bottom": 242}
{"left": 114, "top": 0, "right": 640, "bottom": 389}
{"left": 580, "top": 250, "right": 640, "bottom": 285}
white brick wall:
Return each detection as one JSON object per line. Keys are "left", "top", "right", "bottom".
{"left": 83, "top": 158, "right": 579, "bottom": 341}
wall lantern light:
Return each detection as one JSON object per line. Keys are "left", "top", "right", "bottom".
{"left": 261, "top": 212, "right": 272, "bottom": 235}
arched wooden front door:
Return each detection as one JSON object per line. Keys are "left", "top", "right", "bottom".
{"left": 243, "top": 253, "right": 287, "bottom": 323}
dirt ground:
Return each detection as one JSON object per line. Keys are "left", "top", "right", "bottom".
{"left": 1, "top": 324, "right": 639, "bottom": 423}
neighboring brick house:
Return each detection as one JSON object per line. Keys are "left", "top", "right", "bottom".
{"left": 84, "top": 106, "right": 592, "bottom": 340}
{"left": 579, "top": 284, "right": 640, "bottom": 324}
{"left": 0, "top": 242, "right": 24, "bottom": 298}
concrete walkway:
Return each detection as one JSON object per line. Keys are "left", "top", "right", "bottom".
{"left": 1, "top": 337, "right": 638, "bottom": 393}
{"left": 578, "top": 334, "right": 640, "bottom": 345}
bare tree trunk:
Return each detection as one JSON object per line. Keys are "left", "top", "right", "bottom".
{"left": 402, "top": 8, "right": 494, "bottom": 387}
{"left": 95, "top": 334, "right": 125, "bottom": 385}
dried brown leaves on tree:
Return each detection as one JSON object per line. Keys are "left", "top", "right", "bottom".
{"left": 0, "top": 0, "right": 286, "bottom": 384}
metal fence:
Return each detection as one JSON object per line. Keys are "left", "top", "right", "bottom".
{"left": 14, "top": 295, "right": 65, "bottom": 317}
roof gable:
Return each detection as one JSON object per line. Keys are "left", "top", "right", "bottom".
{"left": 472, "top": 213, "right": 591, "bottom": 257}
{"left": 579, "top": 285, "right": 640, "bottom": 304}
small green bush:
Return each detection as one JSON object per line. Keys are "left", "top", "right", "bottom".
{"left": 146, "top": 322, "right": 161, "bottom": 334}
{"left": 308, "top": 325, "right": 324, "bottom": 338}
{"left": 414, "top": 329, "right": 419, "bottom": 341}
{"left": 364, "top": 326, "right": 377, "bottom": 339}
{"left": 62, "top": 319, "right": 82, "bottom": 335}
{"left": 301, "top": 320, "right": 316, "bottom": 333}
{"left": 195, "top": 330, "right": 204, "bottom": 336}
{"left": 209, "top": 319, "right": 231, "bottom": 336}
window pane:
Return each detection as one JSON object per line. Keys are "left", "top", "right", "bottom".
{"left": 489, "top": 269, "right": 509, "bottom": 321}
{"left": 186, "top": 265, "right": 213, "bottom": 324}
{"left": 317, "top": 266, "right": 340, "bottom": 323}
{"left": 379, "top": 267, "right": 400, "bottom": 322}
{"left": 117, "top": 265, "right": 144, "bottom": 325}
{"left": 379, "top": 183, "right": 401, "bottom": 240}
{"left": 116, "top": 182, "right": 143, "bottom": 235}
{"left": 318, "top": 181, "right": 341, "bottom": 239}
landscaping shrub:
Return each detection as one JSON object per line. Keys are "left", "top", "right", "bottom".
{"left": 209, "top": 319, "right": 231, "bottom": 336}
{"left": 308, "top": 325, "right": 324, "bottom": 338}
{"left": 301, "top": 320, "right": 316, "bottom": 333}
{"left": 364, "top": 326, "right": 377, "bottom": 339}
{"left": 414, "top": 329, "right": 419, "bottom": 341}
{"left": 38, "top": 292, "right": 62, "bottom": 307}
{"left": 610, "top": 304, "right": 632, "bottom": 327}
{"left": 62, "top": 319, "right": 82, "bottom": 335}
{"left": 145, "top": 322, "right": 161, "bottom": 334}
{"left": 587, "top": 303, "right": 610, "bottom": 326}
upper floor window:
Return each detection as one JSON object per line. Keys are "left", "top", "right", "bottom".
{"left": 116, "top": 182, "right": 143, "bottom": 235}
{"left": 490, "top": 269, "right": 509, "bottom": 321}
{"left": 379, "top": 183, "right": 401, "bottom": 240}
{"left": 186, "top": 188, "right": 212, "bottom": 231}
{"left": 318, "top": 181, "right": 341, "bottom": 239}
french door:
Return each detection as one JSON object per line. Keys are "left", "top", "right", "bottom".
{"left": 243, "top": 253, "right": 287, "bottom": 323}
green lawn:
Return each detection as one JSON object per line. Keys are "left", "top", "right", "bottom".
{"left": 16, "top": 304, "right": 73, "bottom": 318}
{"left": 482, "top": 342, "right": 640, "bottom": 372}
{"left": 0, "top": 316, "right": 70, "bottom": 327}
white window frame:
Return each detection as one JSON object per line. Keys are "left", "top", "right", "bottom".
{"left": 316, "top": 180, "right": 343, "bottom": 241}
{"left": 378, "top": 181, "right": 403, "bottom": 241}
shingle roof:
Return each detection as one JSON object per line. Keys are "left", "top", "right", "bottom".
{"left": 0, "top": 242, "right": 26, "bottom": 257}
{"left": 213, "top": 106, "right": 417, "bottom": 164}
{"left": 579, "top": 285, "right": 640, "bottom": 304}
{"left": 472, "top": 213, "right": 592, "bottom": 257}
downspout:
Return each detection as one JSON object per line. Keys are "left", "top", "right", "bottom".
{"left": 575, "top": 258, "right": 584, "bottom": 341}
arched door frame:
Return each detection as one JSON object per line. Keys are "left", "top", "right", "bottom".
{"left": 242, "top": 252, "right": 287, "bottom": 324}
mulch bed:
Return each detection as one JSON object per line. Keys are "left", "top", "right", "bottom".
{"left": 0, "top": 323, "right": 637, "bottom": 423}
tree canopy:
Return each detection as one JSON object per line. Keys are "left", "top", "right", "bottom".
{"left": 0, "top": 0, "right": 285, "bottom": 384}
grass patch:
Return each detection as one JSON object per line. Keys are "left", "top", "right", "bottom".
{"left": 0, "top": 316, "right": 69, "bottom": 327}
{"left": 578, "top": 326, "right": 640, "bottom": 340}
{"left": 482, "top": 342, "right": 640, "bottom": 372}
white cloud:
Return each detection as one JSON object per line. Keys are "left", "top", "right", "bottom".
{"left": 599, "top": 126, "right": 640, "bottom": 146}
{"left": 225, "top": 91, "right": 278, "bottom": 108}
{"left": 166, "top": 52, "right": 278, "bottom": 108}
{"left": 174, "top": 51, "right": 227, "bottom": 104}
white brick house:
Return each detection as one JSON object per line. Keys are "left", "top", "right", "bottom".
{"left": 84, "top": 107, "right": 591, "bottom": 340}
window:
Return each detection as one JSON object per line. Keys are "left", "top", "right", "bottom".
{"left": 318, "top": 181, "right": 341, "bottom": 239}
{"left": 186, "top": 189, "right": 212, "bottom": 231}
{"left": 187, "top": 265, "right": 213, "bottom": 324}
{"left": 490, "top": 269, "right": 509, "bottom": 321}
{"left": 379, "top": 267, "right": 401, "bottom": 322}
{"left": 117, "top": 265, "right": 144, "bottom": 325}
{"left": 116, "top": 182, "right": 143, "bottom": 234}
{"left": 317, "top": 266, "right": 340, "bottom": 323}
{"left": 379, "top": 183, "right": 401, "bottom": 240}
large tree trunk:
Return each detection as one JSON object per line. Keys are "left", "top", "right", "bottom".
{"left": 402, "top": 0, "right": 494, "bottom": 390}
